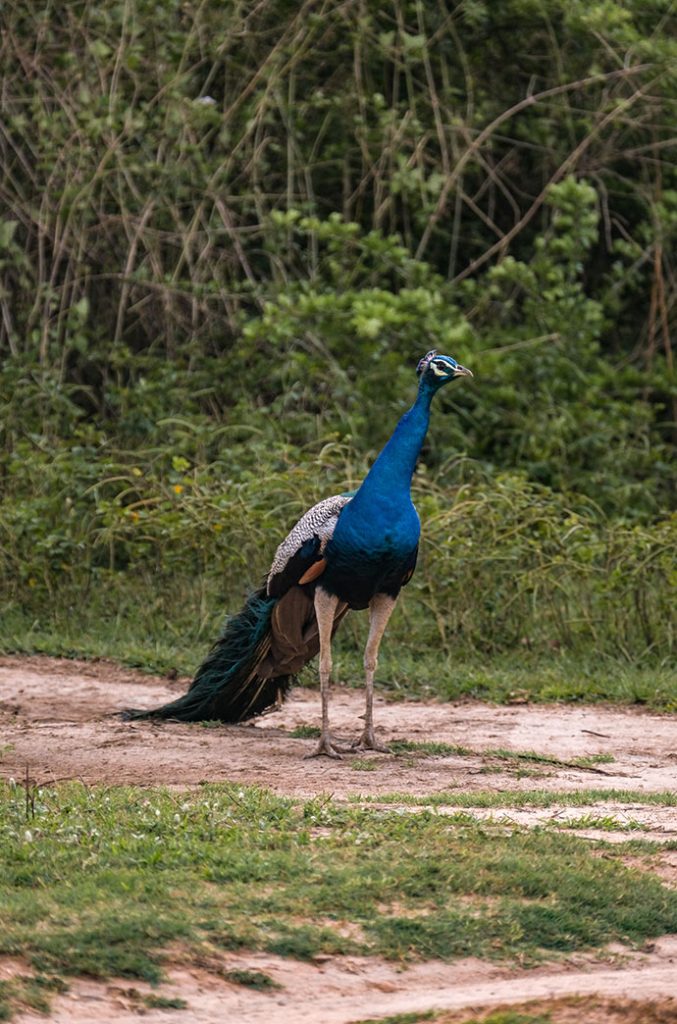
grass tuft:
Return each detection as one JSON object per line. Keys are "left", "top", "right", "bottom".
{"left": 290, "top": 725, "right": 322, "bottom": 739}
{"left": 222, "top": 969, "right": 281, "bottom": 991}
{"left": 390, "top": 740, "right": 473, "bottom": 757}
{"left": 144, "top": 994, "right": 189, "bottom": 1009}
{"left": 351, "top": 759, "right": 380, "bottom": 771}
{"left": 550, "top": 815, "right": 647, "bottom": 833}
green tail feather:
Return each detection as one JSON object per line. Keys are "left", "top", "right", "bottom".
{"left": 121, "top": 584, "right": 292, "bottom": 723}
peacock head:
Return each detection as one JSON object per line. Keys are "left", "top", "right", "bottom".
{"left": 416, "top": 350, "right": 473, "bottom": 390}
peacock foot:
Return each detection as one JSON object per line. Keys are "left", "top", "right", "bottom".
{"left": 305, "top": 732, "right": 354, "bottom": 759}
{"left": 352, "top": 728, "right": 390, "bottom": 754}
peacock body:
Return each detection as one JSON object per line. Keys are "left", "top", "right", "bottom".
{"left": 121, "top": 350, "right": 473, "bottom": 756}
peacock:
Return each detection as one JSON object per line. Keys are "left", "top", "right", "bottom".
{"left": 122, "top": 350, "right": 473, "bottom": 757}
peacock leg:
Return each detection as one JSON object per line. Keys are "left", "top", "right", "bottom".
{"left": 353, "top": 593, "right": 396, "bottom": 753}
{"left": 306, "top": 586, "right": 352, "bottom": 758}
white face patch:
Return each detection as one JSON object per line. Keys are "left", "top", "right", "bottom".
{"left": 431, "top": 360, "right": 452, "bottom": 377}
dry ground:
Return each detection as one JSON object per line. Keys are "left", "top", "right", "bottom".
{"left": 1, "top": 655, "right": 676, "bottom": 1024}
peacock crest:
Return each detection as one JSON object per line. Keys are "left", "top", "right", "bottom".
{"left": 416, "top": 350, "right": 438, "bottom": 376}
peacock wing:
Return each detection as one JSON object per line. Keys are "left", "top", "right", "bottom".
{"left": 266, "top": 494, "right": 352, "bottom": 598}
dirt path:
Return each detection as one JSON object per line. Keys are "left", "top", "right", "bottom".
{"left": 1, "top": 655, "right": 675, "bottom": 799}
{"left": 1, "top": 655, "right": 676, "bottom": 1023}
{"left": 11, "top": 940, "right": 677, "bottom": 1024}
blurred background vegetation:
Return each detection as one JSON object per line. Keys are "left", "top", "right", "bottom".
{"left": 0, "top": 0, "right": 675, "bottom": 703}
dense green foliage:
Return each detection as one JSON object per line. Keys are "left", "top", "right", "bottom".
{"left": 1, "top": 0, "right": 675, "bottom": 671}
{"left": 1, "top": 781, "right": 676, "bottom": 1017}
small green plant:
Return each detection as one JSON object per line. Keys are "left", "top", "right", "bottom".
{"left": 390, "top": 740, "right": 473, "bottom": 757}
{"left": 290, "top": 725, "right": 321, "bottom": 739}
{"left": 571, "top": 754, "right": 616, "bottom": 767}
{"left": 351, "top": 758, "right": 380, "bottom": 771}
{"left": 144, "top": 995, "right": 188, "bottom": 1009}
{"left": 222, "top": 969, "right": 281, "bottom": 991}
{"left": 0, "top": 974, "right": 67, "bottom": 1020}
{"left": 551, "top": 815, "right": 646, "bottom": 833}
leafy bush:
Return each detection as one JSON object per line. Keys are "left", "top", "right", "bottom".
{"left": 0, "top": 0, "right": 675, "bottom": 672}
{"left": 2, "top": 433, "right": 674, "bottom": 660}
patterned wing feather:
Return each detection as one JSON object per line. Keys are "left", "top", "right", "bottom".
{"left": 266, "top": 494, "right": 352, "bottom": 598}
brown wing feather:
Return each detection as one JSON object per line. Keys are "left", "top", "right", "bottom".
{"left": 297, "top": 558, "right": 327, "bottom": 585}
{"left": 258, "top": 587, "right": 348, "bottom": 678}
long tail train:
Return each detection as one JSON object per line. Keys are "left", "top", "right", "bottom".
{"left": 120, "top": 585, "right": 293, "bottom": 723}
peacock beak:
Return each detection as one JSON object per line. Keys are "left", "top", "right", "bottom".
{"left": 454, "top": 365, "right": 473, "bottom": 378}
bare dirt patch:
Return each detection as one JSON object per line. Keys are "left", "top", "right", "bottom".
{"left": 1, "top": 655, "right": 676, "bottom": 1024}
{"left": 10, "top": 941, "right": 677, "bottom": 1024}
{"left": 616, "top": 851, "right": 677, "bottom": 889}
{"left": 1, "top": 655, "right": 675, "bottom": 799}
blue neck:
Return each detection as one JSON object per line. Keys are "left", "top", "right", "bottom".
{"left": 354, "top": 381, "right": 435, "bottom": 503}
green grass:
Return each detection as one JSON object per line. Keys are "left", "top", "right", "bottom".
{"left": 0, "top": 975, "right": 67, "bottom": 1019}
{"left": 287, "top": 738, "right": 615, "bottom": 769}
{"left": 550, "top": 814, "right": 647, "bottom": 832}
{"left": 144, "top": 994, "right": 188, "bottom": 1009}
{"left": 290, "top": 725, "right": 322, "bottom": 739}
{"left": 480, "top": 749, "right": 616, "bottom": 772}
{"left": 220, "top": 968, "right": 280, "bottom": 991}
{"left": 385, "top": 744, "right": 616, "bottom": 772}
{"left": 1, "top": 587, "right": 675, "bottom": 711}
{"left": 1, "top": 782, "right": 676, "bottom": 1019}
{"left": 351, "top": 758, "right": 380, "bottom": 771}
{"left": 356, "top": 788, "right": 677, "bottom": 808}
{"left": 389, "top": 740, "right": 473, "bottom": 757}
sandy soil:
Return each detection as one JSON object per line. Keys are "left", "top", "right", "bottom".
{"left": 1, "top": 655, "right": 675, "bottom": 799}
{"left": 7, "top": 943, "right": 677, "bottom": 1024}
{"left": 1, "top": 655, "right": 676, "bottom": 1023}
